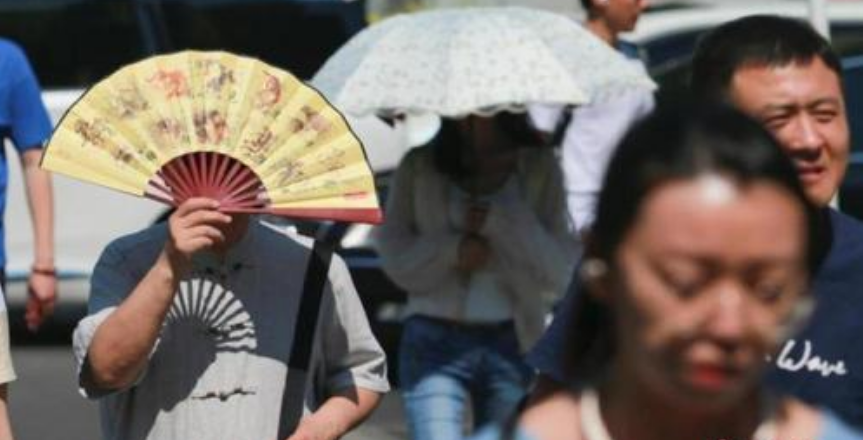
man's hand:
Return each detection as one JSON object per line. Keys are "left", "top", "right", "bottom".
{"left": 25, "top": 270, "right": 56, "bottom": 331}
{"left": 163, "top": 198, "right": 232, "bottom": 274}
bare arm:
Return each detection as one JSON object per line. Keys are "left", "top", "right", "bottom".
{"left": 0, "top": 384, "right": 13, "bottom": 440}
{"left": 84, "top": 250, "right": 181, "bottom": 390}
{"left": 375, "top": 150, "right": 464, "bottom": 295}
{"left": 84, "top": 199, "right": 231, "bottom": 390}
{"left": 286, "top": 387, "right": 382, "bottom": 440}
{"left": 20, "top": 148, "right": 56, "bottom": 331}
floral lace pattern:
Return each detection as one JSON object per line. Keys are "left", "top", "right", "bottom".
{"left": 313, "top": 7, "right": 656, "bottom": 118}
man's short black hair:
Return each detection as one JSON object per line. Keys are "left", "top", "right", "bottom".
{"left": 690, "top": 15, "right": 843, "bottom": 100}
{"left": 580, "top": 0, "right": 592, "bottom": 12}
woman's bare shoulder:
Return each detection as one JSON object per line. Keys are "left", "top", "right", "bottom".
{"left": 520, "top": 391, "right": 584, "bottom": 440}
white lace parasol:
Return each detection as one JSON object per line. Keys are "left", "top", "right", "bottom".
{"left": 365, "top": 0, "right": 584, "bottom": 22}
{"left": 312, "top": 7, "right": 656, "bottom": 118}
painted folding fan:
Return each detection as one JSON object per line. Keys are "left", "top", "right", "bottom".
{"left": 42, "top": 51, "right": 382, "bottom": 223}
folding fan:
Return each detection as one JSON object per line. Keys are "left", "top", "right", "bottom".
{"left": 42, "top": 51, "right": 382, "bottom": 224}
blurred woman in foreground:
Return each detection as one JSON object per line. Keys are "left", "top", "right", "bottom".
{"left": 474, "top": 102, "right": 863, "bottom": 440}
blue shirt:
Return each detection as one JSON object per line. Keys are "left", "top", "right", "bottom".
{"left": 766, "top": 209, "right": 863, "bottom": 428}
{"left": 528, "top": 208, "right": 863, "bottom": 429}
{"left": 0, "top": 39, "right": 52, "bottom": 267}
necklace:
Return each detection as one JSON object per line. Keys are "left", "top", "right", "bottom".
{"left": 579, "top": 387, "right": 777, "bottom": 440}
{"left": 579, "top": 388, "right": 613, "bottom": 440}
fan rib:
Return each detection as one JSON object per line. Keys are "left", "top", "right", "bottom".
{"left": 221, "top": 167, "right": 266, "bottom": 209}
{"left": 206, "top": 153, "right": 222, "bottom": 198}
{"left": 147, "top": 178, "right": 178, "bottom": 204}
{"left": 220, "top": 157, "right": 248, "bottom": 194}
{"left": 145, "top": 192, "right": 176, "bottom": 206}
{"left": 154, "top": 151, "right": 267, "bottom": 210}
{"left": 213, "top": 153, "right": 232, "bottom": 191}
{"left": 190, "top": 153, "right": 206, "bottom": 198}
{"left": 159, "top": 165, "right": 193, "bottom": 203}
{"left": 221, "top": 188, "right": 268, "bottom": 210}
{"left": 168, "top": 155, "right": 201, "bottom": 202}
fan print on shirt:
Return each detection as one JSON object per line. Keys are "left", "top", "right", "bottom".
{"left": 154, "top": 274, "right": 260, "bottom": 406}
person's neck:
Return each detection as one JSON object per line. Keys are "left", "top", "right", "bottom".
{"left": 586, "top": 18, "right": 617, "bottom": 47}
{"left": 597, "top": 362, "right": 764, "bottom": 440}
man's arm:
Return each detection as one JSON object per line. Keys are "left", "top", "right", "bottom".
{"left": 285, "top": 253, "right": 389, "bottom": 440}
{"left": 83, "top": 250, "right": 181, "bottom": 390}
{"left": 20, "top": 148, "right": 56, "bottom": 331}
{"left": 84, "top": 199, "right": 230, "bottom": 390}
{"left": 287, "top": 387, "right": 382, "bottom": 440}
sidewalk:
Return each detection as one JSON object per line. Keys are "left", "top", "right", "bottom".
{"left": 345, "top": 392, "right": 407, "bottom": 440}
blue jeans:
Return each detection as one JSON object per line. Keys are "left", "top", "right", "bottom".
{"left": 399, "top": 315, "right": 533, "bottom": 440}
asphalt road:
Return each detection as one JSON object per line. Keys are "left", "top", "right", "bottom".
{"left": 8, "top": 345, "right": 407, "bottom": 440}
{"left": 10, "top": 345, "right": 407, "bottom": 440}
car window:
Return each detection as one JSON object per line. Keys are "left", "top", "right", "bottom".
{"left": 0, "top": 0, "right": 150, "bottom": 89}
{"left": 832, "top": 24, "right": 863, "bottom": 59}
{"left": 640, "top": 28, "right": 706, "bottom": 77}
{"left": 646, "top": 23, "right": 863, "bottom": 107}
{"left": 0, "top": 0, "right": 363, "bottom": 89}
{"left": 637, "top": 28, "right": 709, "bottom": 106}
{"left": 156, "top": 0, "right": 364, "bottom": 79}
{"left": 843, "top": 55, "right": 863, "bottom": 154}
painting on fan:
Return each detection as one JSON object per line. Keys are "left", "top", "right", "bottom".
{"left": 42, "top": 51, "right": 382, "bottom": 224}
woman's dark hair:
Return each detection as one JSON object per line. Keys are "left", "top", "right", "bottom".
{"left": 431, "top": 112, "right": 545, "bottom": 180}
{"left": 564, "top": 100, "right": 819, "bottom": 382}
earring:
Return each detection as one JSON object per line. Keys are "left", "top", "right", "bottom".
{"left": 580, "top": 258, "right": 608, "bottom": 280}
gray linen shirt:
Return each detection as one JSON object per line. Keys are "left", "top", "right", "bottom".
{"left": 73, "top": 219, "right": 389, "bottom": 440}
